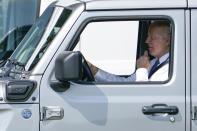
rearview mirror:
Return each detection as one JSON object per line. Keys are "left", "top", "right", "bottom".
{"left": 55, "top": 51, "right": 82, "bottom": 82}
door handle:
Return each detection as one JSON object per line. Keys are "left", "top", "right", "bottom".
{"left": 41, "top": 106, "right": 64, "bottom": 121}
{"left": 142, "top": 104, "right": 179, "bottom": 115}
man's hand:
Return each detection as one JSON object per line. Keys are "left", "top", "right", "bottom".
{"left": 137, "top": 51, "right": 151, "bottom": 70}
{"left": 87, "top": 61, "right": 98, "bottom": 76}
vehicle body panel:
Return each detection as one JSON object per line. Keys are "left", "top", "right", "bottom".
{"left": 185, "top": 9, "right": 192, "bottom": 131}
{"left": 40, "top": 8, "right": 186, "bottom": 131}
{"left": 84, "top": 0, "right": 187, "bottom": 10}
{"left": 191, "top": 9, "right": 197, "bottom": 131}
{"left": 188, "top": 0, "right": 197, "bottom": 8}
{"left": 0, "top": 104, "right": 39, "bottom": 131}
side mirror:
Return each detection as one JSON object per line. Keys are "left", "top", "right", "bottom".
{"left": 55, "top": 51, "right": 82, "bottom": 82}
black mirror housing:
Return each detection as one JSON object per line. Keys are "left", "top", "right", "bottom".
{"left": 55, "top": 51, "right": 82, "bottom": 82}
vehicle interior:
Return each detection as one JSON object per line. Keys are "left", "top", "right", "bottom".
{"left": 69, "top": 19, "right": 171, "bottom": 82}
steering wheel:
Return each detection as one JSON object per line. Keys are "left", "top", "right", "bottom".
{"left": 82, "top": 58, "right": 95, "bottom": 81}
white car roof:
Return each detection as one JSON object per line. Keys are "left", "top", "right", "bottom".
{"left": 55, "top": 0, "right": 197, "bottom": 10}
{"left": 83, "top": 0, "right": 187, "bottom": 10}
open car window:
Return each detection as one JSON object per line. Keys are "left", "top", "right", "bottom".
{"left": 74, "top": 21, "right": 139, "bottom": 75}
{"left": 73, "top": 19, "right": 172, "bottom": 83}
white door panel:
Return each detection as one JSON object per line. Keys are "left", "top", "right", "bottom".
{"left": 40, "top": 9, "right": 185, "bottom": 131}
{"left": 0, "top": 104, "right": 39, "bottom": 131}
{"left": 191, "top": 9, "right": 197, "bottom": 131}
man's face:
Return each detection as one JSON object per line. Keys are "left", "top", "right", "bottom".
{"left": 145, "top": 26, "right": 170, "bottom": 59}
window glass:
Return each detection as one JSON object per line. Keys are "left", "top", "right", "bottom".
{"left": 0, "top": 0, "right": 38, "bottom": 63}
{"left": 9, "top": 7, "right": 55, "bottom": 66}
{"left": 0, "top": 25, "right": 31, "bottom": 61}
{"left": 29, "top": 9, "right": 72, "bottom": 70}
{"left": 7, "top": 7, "right": 72, "bottom": 71}
{"left": 0, "top": 0, "right": 38, "bottom": 38}
{"left": 75, "top": 21, "right": 139, "bottom": 75}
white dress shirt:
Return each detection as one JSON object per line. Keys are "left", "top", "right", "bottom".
{"left": 94, "top": 53, "right": 169, "bottom": 82}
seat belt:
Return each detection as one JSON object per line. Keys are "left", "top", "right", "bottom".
{"left": 148, "top": 58, "right": 169, "bottom": 79}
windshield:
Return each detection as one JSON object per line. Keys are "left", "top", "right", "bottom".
{"left": 0, "top": 25, "right": 31, "bottom": 62}
{"left": 6, "top": 6, "right": 72, "bottom": 71}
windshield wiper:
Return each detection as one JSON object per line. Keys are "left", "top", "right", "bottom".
{"left": 4, "top": 59, "right": 25, "bottom": 77}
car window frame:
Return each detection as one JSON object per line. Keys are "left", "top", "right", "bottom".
{"left": 67, "top": 15, "right": 174, "bottom": 85}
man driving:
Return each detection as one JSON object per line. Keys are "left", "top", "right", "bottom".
{"left": 88, "top": 21, "right": 171, "bottom": 82}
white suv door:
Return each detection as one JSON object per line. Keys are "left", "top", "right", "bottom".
{"left": 40, "top": 9, "right": 186, "bottom": 131}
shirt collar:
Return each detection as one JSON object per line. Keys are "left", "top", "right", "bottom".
{"left": 158, "top": 53, "right": 169, "bottom": 64}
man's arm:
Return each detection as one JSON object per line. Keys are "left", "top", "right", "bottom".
{"left": 86, "top": 51, "right": 151, "bottom": 82}
{"left": 87, "top": 61, "right": 98, "bottom": 76}
{"left": 87, "top": 61, "right": 136, "bottom": 82}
